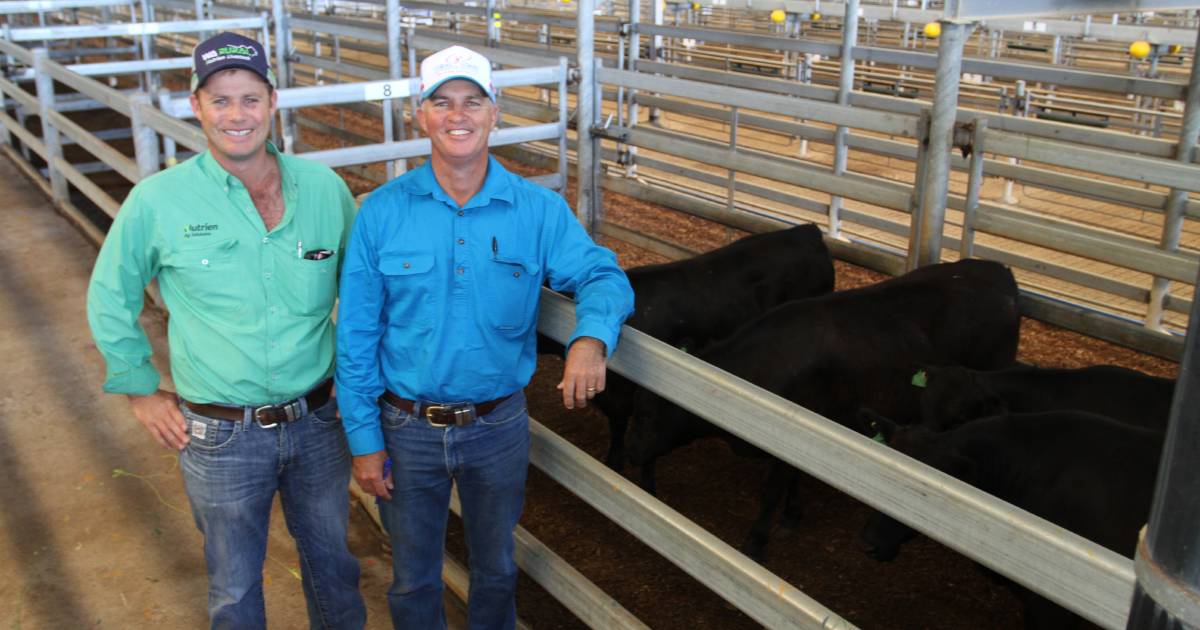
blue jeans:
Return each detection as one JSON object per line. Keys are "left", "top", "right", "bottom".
{"left": 377, "top": 392, "right": 530, "bottom": 630}
{"left": 180, "top": 397, "right": 366, "bottom": 630}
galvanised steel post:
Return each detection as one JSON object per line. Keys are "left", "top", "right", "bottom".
{"left": 406, "top": 26, "right": 418, "bottom": 140}
{"left": 576, "top": 0, "right": 599, "bottom": 233}
{"left": 487, "top": 0, "right": 497, "bottom": 46}
{"left": 138, "top": 0, "right": 153, "bottom": 92}
{"left": 271, "top": 0, "right": 294, "bottom": 152}
{"left": 625, "top": 0, "right": 639, "bottom": 177}
{"left": 384, "top": 0, "right": 405, "bottom": 178}
{"left": 828, "top": 0, "right": 858, "bottom": 240}
{"left": 195, "top": 0, "right": 208, "bottom": 41}
{"left": 649, "top": 0, "right": 663, "bottom": 124}
{"left": 32, "top": 48, "right": 66, "bottom": 203}
{"left": 129, "top": 92, "right": 160, "bottom": 180}
{"left": 1146, "top": 24, "right": 1200, "bottom": 332}
{"left": 1127, "top": 261, "right": 1200, "bottom": 630}
{"left": 912, "top": 19, "right": 971, "bottom": 269}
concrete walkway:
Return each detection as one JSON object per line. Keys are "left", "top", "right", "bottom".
{"left": 0, "top": 155, "right": 402, "bottom": 628}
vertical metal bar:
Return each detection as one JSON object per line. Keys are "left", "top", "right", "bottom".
{"left": 407, "top": 26, "right": 419, "bottom": 141}
{"left": 1146, "top": 24, "right": 1200, "bottom": 331}
{"left": 195, "top": 0, "right": 208, "bottom": 42}
{"left": 649, "top": 0, "right": 664, "bottom": 124}
{"left": 558, "top": 55, "right": 568, "bottom": 194}
{"left": 912, "top": 20, "right": 971, "bottom": 268}
{"left": 905, "top": 110, "right": 931, "bottom": 272}
{"left": 625, "top": 0, "right": 640, "bottom": 177}
{"left": 138, "top": 0, "right": 152, "bottom": 91}
{"left": 156, "top": 88, "right": 179, "bottom": 168}
{"left": 129, "top": 92, "right": 159, "bottom": 181}
{"left": 271, "top": 0, "right": 293, "bottom": 152}
{"left": 960, "top": 118, "right": 987, "bottom": 260}
{"left": 33, "top": 49, "right": 66, "bottom": 203}
{"left": 576, "top": 0, "right": 598, "bottom": 232}
{"left": 828, "top": 0, "right": 859, "bottom": 240}
{"left": 1127, "top": 260, "right": 1200, "bottom": 629}
{"left": 385, "top": 0, "right": 404, "bottom": 177}
{"left": 727, "top": 106, "right": 737, "bottom": 213}
{"left": 487, "top": 0, "right": 497, "bottom": 46}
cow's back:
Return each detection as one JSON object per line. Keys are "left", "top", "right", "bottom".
{"left": 692, "top": 259, "right": 1020, "bottom": 425}
{"left": 626, "top": 223, "right": 833, "bottom": 348}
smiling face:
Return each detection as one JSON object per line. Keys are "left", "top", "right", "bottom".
{"left": 189, "top": 68, "right": 277, "bottom": 169}
{"left": 416, "top": 79, "right": 497, "bottom": 168}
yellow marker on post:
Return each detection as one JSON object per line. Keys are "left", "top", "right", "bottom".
{"left": 1129, "top": 40, "right": 1152, "bottom": 59}
{"left": 923, "top": 21, "right": 941, "bottom": 39}
{"left": 770, "top": 9, "right": 786, "bottom": 23}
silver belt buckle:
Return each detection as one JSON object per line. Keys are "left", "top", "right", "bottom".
{"left": 253, "top": 404, "right": 279, "bottom": 428}
{"left": 253, "top": 400, "right": 300, "bottom": 428}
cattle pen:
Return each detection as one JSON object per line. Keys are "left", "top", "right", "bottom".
{"left": 0, "top": 0, "right": 1198, "bottom": 628}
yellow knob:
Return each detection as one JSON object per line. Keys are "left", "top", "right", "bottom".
{"left": 923, "top": 22, "right": 941, "bottom": 39}
{"left": 811, "top": 11, "right": 821, "bottom": 21}
{"left": 1129, "top": 40, "right": 1152, "bottom": 59}
{"left": 770, "top": 9, "right": 786, "bottom": 23}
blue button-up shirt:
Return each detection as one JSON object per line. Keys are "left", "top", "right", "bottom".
{"left": 336, "top": 157, "right": 634, "bottom": 455}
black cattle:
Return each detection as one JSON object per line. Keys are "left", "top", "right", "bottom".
{"left": 916, "top": 363, "right": 1175, "bottom": 432}
{"left": 628, "top": 258, "right": 1021, "bottom": 557}
{"left": 860, "top": 409, "right": 1163, "bottom": 630}
{"left": 540, "top": 223, "right": 834, "bottom": 469}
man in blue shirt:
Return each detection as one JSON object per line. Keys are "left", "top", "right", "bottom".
{"left": 336, "top": 46, "right": 634, "bottom": 628}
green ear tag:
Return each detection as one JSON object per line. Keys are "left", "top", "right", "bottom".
{"left": 872, "top": 432, "right": 886, "bottom": 443}
{"left": 911, "top": 369, "right": 928, "bottom": 388}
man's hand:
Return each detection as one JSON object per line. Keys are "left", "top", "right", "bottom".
{"left": 352, "top": 451, "right": 393, "bottom": 500}
{"left": 128, "top": 390, "right": 189, "bottom": 451}
{"left": 557, "top": 336, "right": 607, "bottom": 410}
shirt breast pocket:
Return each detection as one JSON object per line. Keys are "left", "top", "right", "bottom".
{"left": 378, "top": 251, "right": 436, "bottom": 327}
{"left": 485, "top": 254, "right": 541, "bottom": 332}
{"left": 282, "top": 253, "right": 338, "bottom": 317}
{"left": 163, "top": 237, "right": 242, "bottom": 313}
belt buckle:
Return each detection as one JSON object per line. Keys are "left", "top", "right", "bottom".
{"left": 254, "top": 404, "right": 279, "bottom": 428}
{"left": 424, "top": 402, "right": 473, "bottom": 428}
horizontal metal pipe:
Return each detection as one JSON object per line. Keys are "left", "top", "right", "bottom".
{"left": 51, "top": 154, "right": 121, "bottom": 218}
{"left": 300, "top": 123, "right": 561, "bottom": 167}
{"left": 600, "top": 67, "right": 918, "bottom": 137}
{"left": 0, "top": 0, "right": 131, "bottom": 12}
{"left": 46, "top": 109, "right": 140, "bottom": 183}
{"left": 8, "top": 16, "right": 267, "bottom": 41}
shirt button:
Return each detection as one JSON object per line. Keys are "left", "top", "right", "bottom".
{"left": 457, "top": 238, "right": 465, "bottom": 245}
{"left": 264, "top": 272, "right": 272, "bottom": 279}
{"left": 270, "top": 306, "right": 278, "bottom": 314}
{"left": 201, "top": 259, "right": 209, "bottom": 266}
{"left": 262, "top": 237, "right": 269, "bottom": 244}
{"left": 457, "top": 210, "right": 464, "bottom": 217}
{"left": 403, "top": 262, "right": 411, "bottom": 269}
{"left": 457, "top": 267, "right": 465, "bottom": 275}
{"left": 513, "top": 271, "right": 521, "bottom": 278}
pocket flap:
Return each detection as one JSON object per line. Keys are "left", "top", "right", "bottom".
{"left": 379, "top": 252, "right": 435, "bottom": 276}
{"left": 493, "top": 254, "right": 541, "bottom": 276}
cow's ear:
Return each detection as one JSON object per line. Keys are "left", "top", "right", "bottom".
{"left": 859, "top": 408, "right": 897, "bottom": 442}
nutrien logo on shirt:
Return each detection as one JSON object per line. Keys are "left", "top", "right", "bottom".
{"left": 183, "top": 223, "right": 219, "bottom": 238}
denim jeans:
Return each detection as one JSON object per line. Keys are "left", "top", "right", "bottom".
{"left": 377, "top": 391, "right": 530, "bottom": 630}
{"left": 179, "top": 396, "right": 366, "bottom": 630}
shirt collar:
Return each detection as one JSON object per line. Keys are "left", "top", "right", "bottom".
{"left": 196, "top": 142, "right": 294, "bottom": 196}
{"left": 404, "top": 155, "right": 516, "bottom": 210}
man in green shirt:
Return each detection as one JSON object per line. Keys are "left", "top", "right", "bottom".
{"left": 86, "top": 32, "right": 365, "bottom": 628}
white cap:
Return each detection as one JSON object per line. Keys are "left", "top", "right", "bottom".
{"left": 419, "top": 46, "right": 495, "bottom": 102}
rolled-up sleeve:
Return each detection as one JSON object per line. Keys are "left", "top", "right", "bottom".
{"left": 336, "top": 197, "right": 388, "bottom": 456}
{"left": 542, "top": 197, "right": 634, "bottom": 356}
{"left": 86, "top": 188, "right": 162, "bottom": 396}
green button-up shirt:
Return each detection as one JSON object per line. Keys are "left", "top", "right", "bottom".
{"left": 86, "top": 143, "right": 357, "bottom": 405}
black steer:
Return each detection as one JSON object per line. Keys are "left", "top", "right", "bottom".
{"left": 860, "top": 409, "right": 1163, "bottom": 630}
{"left": 628, "top": 258, "right": 1021, "bottom": 557}
{"left": 916, "top": 363, "right": 1175, "bottom": 432}
{"left": 540, "top": 223, "right": 834, "bottom": 469}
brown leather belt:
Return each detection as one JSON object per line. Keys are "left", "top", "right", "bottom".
{"left": 182, "top": 379, "right": 334, "bottom": 427}
{"left": 379, "top": 390, "right": 509, "bottom": 428}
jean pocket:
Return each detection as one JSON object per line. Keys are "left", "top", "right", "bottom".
{"left": 379, "top": 399, "right": 415, "bottom": 430}
{"left": 476, "top": 402, "right": 527, "bottom": 427}
{"left": 181, "top": 409, "right": 242, "bottom": 451}
{"left": 308, "top": 398, "right": 342, "bottom": 427}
